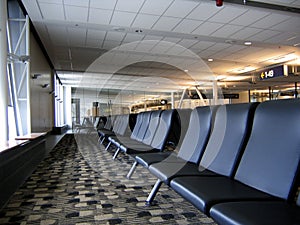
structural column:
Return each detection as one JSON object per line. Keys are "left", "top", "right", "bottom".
{"left": 0, "top": 0, "right": 8, "bottom": 142}
{"left": 212, "top": 80, "right": 218, "bottom": 105}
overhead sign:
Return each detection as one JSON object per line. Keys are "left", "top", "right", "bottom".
{"left": 259, "top": 65, "right": 288, "bottom": 80}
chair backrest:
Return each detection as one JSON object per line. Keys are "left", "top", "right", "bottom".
{"left": 150, "top": 109, "right": 178, "bottom": 150}
{"left": 170, "top": 109, "right": 192, "bottom": 151}
{"left": 116, "top": 114, "right": 130, "bottom": 136}
{"left": 177, "top": 106, "right": 216, "bottom": 164}
{"left": 104, "top": 116, "right": 112, "bottom": 130}
{"left": 130, "top": 112, "right": 144, "bottom": 139}
{"left": 112, "top": 115, "right": 122, "bottom": 133}
{"left": 93, "top": 117, "right": 100, "bottom": 128}
{"left": 143, "top": 110, "right": 162, "bottom": 145}
{"left": 235, "top": 99, "right": 300, "bottom": 201}
{"left": 133, "top": 111, "right": 152, "bottom": 141}
{"left": 200, "top": 102, "right": 259, "bottom": 177}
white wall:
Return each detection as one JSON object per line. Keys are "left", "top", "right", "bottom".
{"left": 30, "top": 33, "right": 53, "bottom": 132}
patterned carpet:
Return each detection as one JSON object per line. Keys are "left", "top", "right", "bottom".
{"left": 0, "top": 133, "right": 217, "bottom": 225}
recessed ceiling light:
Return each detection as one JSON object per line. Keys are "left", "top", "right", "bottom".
{"left": 225, "top": 40, "right": 236, "bottom": 44}
{"left": 184, "top": 69, "right": 189, "bottom": 72}
{"left": 208, "top": 58, "right": 214, "bottom": 62}
{"left": 244, "top": 41, "right": 252, "bottom": 46}
{"left": 113, "top": 27, "right": 126, "bottom": 32}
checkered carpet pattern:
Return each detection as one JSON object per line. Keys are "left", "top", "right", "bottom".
{"left": 0, "top": 134, "right": 216, "bottom": 225}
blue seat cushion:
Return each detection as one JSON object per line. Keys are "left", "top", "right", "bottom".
{"left": 170, "top": 176, "right": 278, "bottom": 215}
{"left": 149, "top": 162, "right": 218, "bottom": 184}
{"left": 210, "top": 201, "right": 300, "bottom": 225}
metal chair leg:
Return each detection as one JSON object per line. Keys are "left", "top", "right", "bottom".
{"left": 126, "top": 161, "right": 138, "bottom": 179}
{"left": 112, "top": 147, "right": 120, "bottom": 160}
{"left": 105, "top": 141, "right": 111, "bottom": 151}
{"left": 145, "top": 179, "right": 162, "bottom": 206}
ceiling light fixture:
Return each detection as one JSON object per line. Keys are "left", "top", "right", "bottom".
{"left": 244, "top": 41, "right": 252, "bottom": 46}
{"left": 228, "top": 66, "right": 256, "bottom": 74}
{"left": 135, "top": 29, "right": 143, "bottom": 33}
{"left": 113, "top": 27, "right": 126, "bottom": 32}
{"left": 265, "top": 53, "right": 297, "bottom": 64}
{"left": 208, "top": 58, "right": 214, "bottom": 62}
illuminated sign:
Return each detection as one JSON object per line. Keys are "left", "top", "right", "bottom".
{"left": 259, "top": 65, "right": 288, "bottom": 80}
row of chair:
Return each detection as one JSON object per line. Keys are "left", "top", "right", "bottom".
{"left": 134, "top": 99, "right": 300, "bottom": 225}
{"left": 98, "top": 108, "right": 191, "bottom": 179}
{"left": 98, "top": 99, "right": 300, "bottom": 224}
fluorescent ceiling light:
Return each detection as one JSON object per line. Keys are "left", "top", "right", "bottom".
{"left": 265, "top": 53, "right": 297, "bottom": 64}
{"left": 228, "top": 66, "right": 256, "bottom": 74}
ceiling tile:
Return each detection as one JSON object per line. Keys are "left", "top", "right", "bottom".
{"left": 47, "top": 26, "right": 68, "bottom": 45}
{"left": 67, "top": 27, "right": 87, "bottom": 46}
{"left": 143, "top": 35, "right": 163, "bottom": 41}
{"left": 150, "top": 45, "right": 170, "bottom": 54}
{"left": 177, "top": 39, "right": 199, "bottom": 48}
{"left": 211, "top": 24, "right": 243, "bottom": 38}
{"left": 90, "top": 0, "right": 117, "bottom": 10}
{"left": 123, "top": 33, "right": 145, "bottom": 42}
{"left": 140, "top": 0, "right": 173, "bottom": 15}
{"left": 209, "top": 5, "right": 248, "bottom": 23}
{"left": 229, "top": 27, "right": 262, "bottom": 40}
{"left": 115, "top": 0, "right": 145, "bottom": 13}
{"left": 38, "top": 0, "right": 62, "bottom": 3}
{"left": 131, "top": 14, "right": 159, "bottom": 29}
{"left": 86, "top": 39, "right": 103, "bottom": 48}
{"left": 229, "top": 9, "right": 270, "bottom": 26}
{"left": 110, "top": 11, "right": 137, "bottom": 27}
{"left": 65, "top": 5, "right": 88, "bottom": 22}
{"left": 162, "top": 37, "right": 181, "bottom": 43}
{"left": 250, "top": 13, "right": 291, "bottom": 29}
{"left": 206, "top": 43, "right": 231, "bottom": 52}
{"left": 187, "top": 2, "right": 222, "bottom": 21}
{"left": 173, "top": 19, "right": 202, "bottom": 33}
{"left": 190, "top": 41, "right": 215, "bottom": 50}
{"left": 67, "top": 27, "right": 87, "bottom": 38}
{"left": 192, "top": 21, "right": 223, "bottom": 36}
{"left": 248, "top": 29, "right": 281, "bottom": 42}
{"left": 165, "top": 45, "right": 186, "bottom": 55}
{"left": 87, "top": 30, "right": 106, "bottom": 40}
{"left": 267, "top": 32, "right": 299, "bottom": 45}
{"left": 103, "top": 40, "right": 121, "bottom": 50}
{"left": 88, "top": 8, "right": 113, "bottom": 24}
{"left": 270, "top": 17, "right": 300, "bottom": 32}
{"left": 105, "top": 31, "right": 126, "bottom": 42}
{"left": 47, "top": 25, "right": 67, "bottom": 38}
{"left": 163, "top": 0, "right": 199, "bottom": 18}
{"left": 39, "top": 3, "right": 65, "bottom": 20}
{"left": 64, "top": 0, "right": 89, "bottom": 7}
{"left": 152, "top": 17, "right": 182, "bottom": 31}
{"left": 221, "top": 45, "right": 247, "bottom": 54}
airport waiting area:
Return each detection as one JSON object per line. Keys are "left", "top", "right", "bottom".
{"left": 1, "top": 0, "right": 300, "bottom": 224}
{"left": 1, "top": 98, "right": 299, "bottom": 224}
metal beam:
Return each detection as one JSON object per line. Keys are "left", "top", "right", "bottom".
{"left": 0, "top": 0, "right": 9, "bottom": 142}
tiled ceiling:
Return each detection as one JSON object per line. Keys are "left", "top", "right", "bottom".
{"left": 21, "top": 0, "right": 300, "bottom": 96}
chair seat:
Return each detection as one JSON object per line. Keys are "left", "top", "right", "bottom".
{"left": 120, "top": 143, "right": 159, "bottom": 154}
{"left": 170, "top": 176, "right": 278, "bottom": 215}
{"left": 149, "top": 161, "right": 218, "bottom": 184}
{"left": 210, "top": 201, "right": 300, "bottom": 225}
{"left": 135, "top": 152, "right": 175, "bottom": 167}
